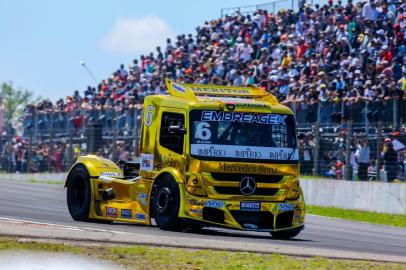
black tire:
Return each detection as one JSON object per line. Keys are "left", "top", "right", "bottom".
{"left": 67, "top": 165, "right": 91, "bottom": 221}
{"left": 270, "top": 230, "right": 301, "bottom": 239}
{"left": 153, "top": 175, "right": 183, "bottom": 230}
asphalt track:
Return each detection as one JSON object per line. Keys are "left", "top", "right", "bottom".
{"left": 0, "top": 181, "right": 405, "bottom": 258}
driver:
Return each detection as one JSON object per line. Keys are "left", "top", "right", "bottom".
{"left": 233, "top": 126, "right": 277, "bottom": 147}
{"left": 234, "top": 128, "right": 258, "bottom": 145}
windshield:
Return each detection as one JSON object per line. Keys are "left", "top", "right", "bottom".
{"left": 189, "top": 110, "right": 298, "bottom": 163}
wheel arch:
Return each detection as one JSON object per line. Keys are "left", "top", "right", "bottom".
{"left": 65, "top": 155, "right": 123, "bottom": 187}
{"left": 65, "top": 163, "right": 89, "bottom": 188}
{"left": 153, "top": 168, "right": 183, "bottom": 184}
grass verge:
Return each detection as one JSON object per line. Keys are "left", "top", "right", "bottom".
{"left": 0, "top": 237, "right": 405, "bottom": 270}
{"left": 307, "top": 205, "right": 406, "bottom": 228}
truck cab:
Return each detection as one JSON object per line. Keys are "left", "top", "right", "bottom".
{"left": 65, "top": 79, "right": 305, "bottom": 239}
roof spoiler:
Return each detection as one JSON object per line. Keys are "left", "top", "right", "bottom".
{"left": 165, "top": 79, "right": 278, "bottom": 104}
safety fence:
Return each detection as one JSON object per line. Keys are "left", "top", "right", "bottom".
{"left": 1, "top": 99, "right": 406, "bottom": 181}
{"left": 297, "top": 121, "right": 406, "bottom": 181}
{"left": 1, "top": 106, "right": 144, "bottom": 173}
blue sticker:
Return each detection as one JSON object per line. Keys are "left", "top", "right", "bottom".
{"left": 121, "top": 209, "right": 132, "bottom": 219}
{"left": 106, "top": 207, "right": 117, "bottom": 217}
{"left": 240, "top": 201, "right": 261, "bottom": 211}
{"left": 189, "top": 208, "right": 203, "bottom": 215}
{"left": 205, "top": 200, "right": 224, "bottom": 208}
{"left": 135, "top": 213, "right": 146, "bottom": 220}
{"left": 278, "top": 203, "right": 294, "bottom": 212}
{"left": 137, "top": 192, "right": 148, "bottom": 206}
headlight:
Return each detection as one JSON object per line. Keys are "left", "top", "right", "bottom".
{"left": 286, "top": 179, "right": 301, "bottom": 200}
{"left": 186, "top": 174, "right": 206, "bottom": 196}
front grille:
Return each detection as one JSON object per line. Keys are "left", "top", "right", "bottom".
{"left": 275, "top": 211, "right": 294, "bottom": 229}
{"left": 230, "top": 210, "right": 274, "bottom": 229}
{"left": 214, "top": 186, "right": 279, "bottom": 196}
{"left": 211, "top": 173, "right": 283, "bottom": 183}
{"left": 202, "top": 207, "right": 225, "bottom": 223}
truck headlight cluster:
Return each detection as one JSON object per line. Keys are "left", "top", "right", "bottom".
{"left": 186, "top": 175, "right": 206, "bottom": 196}
{"left": 286, "top": 179, "right": 301, "bottom": 200}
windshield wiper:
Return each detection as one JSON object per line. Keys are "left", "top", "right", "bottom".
{"left": 287, "top": 148, "right": 296, "bottom": 161}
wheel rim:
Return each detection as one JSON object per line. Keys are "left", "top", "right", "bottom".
{"left": 72, "top": 176, "right": 86, "bottom": 211}
{"left": 156, "top": 187, "right": 171, "bottom": 214}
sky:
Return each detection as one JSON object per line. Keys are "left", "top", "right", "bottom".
{"left": 0, "top": 0, "right": 286, "bottom": 102}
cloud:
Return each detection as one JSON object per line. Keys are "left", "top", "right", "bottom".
{"left": 100, "top": 15, "right": 174, "bottom": 55}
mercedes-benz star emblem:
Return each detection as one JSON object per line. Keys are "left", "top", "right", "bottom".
{"left": 240, "top": 176, "right": 256, "bottom": 196}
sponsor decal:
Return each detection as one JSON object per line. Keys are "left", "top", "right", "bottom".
{"left": 201, "top": 111, "right": 287, "bottom": 125}
{"left": 100, "top": 172, "right": 121, "bottom": 178}
{"left": 205, "top": 200, "right": 225, "bottom": 209}
{"left": 190, "top": 86, "right": 250, "bottom": 95}
{"left": 191, "top": 145, "right": 298, "bottom": 161}
{"left": 121, "top": 209, "right": 132, "bottom": 219}
{"left": 218, "top": 163, "right": 281, "bottom": 174}
{"left": 240, "top": 201, "right": 261, "bottom": 211}
{"left": 137, "top": 192, "right": 148, "bottom": 206}
{"left": 135, "top": 213, "right": 146, "bottom": 220}
{"left": 236, "top": 148, "right": 262, "bottom": 159}
{"left": 172, "top": 82, "right": 186, "bottom": 93}
{"left": 197, "top": 146, "right": 226, "bottom": 157}
{"left": 162, "top": 155, "right": 180, "bottom": 168}
{"left": 145, "top": 105, "right": 154, "bottom": 127}
{"left": 140, "top": 153, "right": 154, "bottom": 172}
{"left": 226, "top": 103, "right": 235, "bottom": 110}
{"left": 189, "top": 208, "right": 203, "bottom": 215}
{"left": 188, "top": 199, "right": 205, "bottom": 207}
{"left": 106, "top": 207, "right": 118, "bottom": 218}
{"left": 226, "top": 102, "right": 269, "bottom": 110}
{"left": 269, "top": 149, "right": 290, "bottom": 160}
{"left": 278, "top": 203, "right": 294, "bottom": 212}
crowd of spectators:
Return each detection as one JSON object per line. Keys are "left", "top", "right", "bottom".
{"left": 2, "top": 0, "right": 406, "bottom": 176}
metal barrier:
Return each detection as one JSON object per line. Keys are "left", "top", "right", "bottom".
{"left": 297, "top": 120, "right": 406, "bottom": 181}
{"left": 0, "top": 107, "right": 143, "bottom": 173}
{"left": 2, "top": 98, "right": 406, "bottom": 181}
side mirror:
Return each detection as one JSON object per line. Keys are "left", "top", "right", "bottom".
{"left": 168, "top": 124, "right": 186, "bottom": 135}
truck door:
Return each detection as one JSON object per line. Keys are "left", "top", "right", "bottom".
{"left": 156, "top": 109, "right": 187, "bottom": 178}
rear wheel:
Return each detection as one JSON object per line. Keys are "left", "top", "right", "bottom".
{"left": 67, "top": 165, "right": 91, "bottom": 221}
{"left": 153, "top": 175, "right": 183, "bottom": 230}
{"left": 270, "top": 230, "right": 301, "bottom": 239}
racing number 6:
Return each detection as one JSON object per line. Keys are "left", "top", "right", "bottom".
{"left": 195, "top": 122, "right": 211, "bottom": 140}
{"left": 145, "top": 105, "right": 154, "bottom": 126}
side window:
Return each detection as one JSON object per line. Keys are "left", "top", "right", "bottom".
{"left": 159, "top": 112, "right": 185, "bottom": 154}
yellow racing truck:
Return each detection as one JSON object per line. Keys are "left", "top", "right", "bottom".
{"left": 65, "top": 79, "right": 305, "bottom": 239}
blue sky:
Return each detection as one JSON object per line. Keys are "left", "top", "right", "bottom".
{"left": 0, "top": 0, "right": 279, "bottom": 101}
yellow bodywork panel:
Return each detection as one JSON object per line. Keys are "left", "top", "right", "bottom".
{"left": 66, "top": 80, "right": 305, "bottom": 232}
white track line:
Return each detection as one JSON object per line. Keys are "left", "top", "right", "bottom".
{"left": 0, "top": 217, "right": 127, "bottom": 234}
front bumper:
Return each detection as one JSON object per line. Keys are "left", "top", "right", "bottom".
{"left": 180, "top": 192, "right": 305, "bottom": 232}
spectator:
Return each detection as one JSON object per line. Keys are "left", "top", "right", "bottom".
{"left": 1, "top": 0, "right": 404, "bottom": 177}
{"left": 383, "top": 139, "right": 398, "bottom": 182}
{"left": 355, "top": 138, "right": 370, "bottom": 181}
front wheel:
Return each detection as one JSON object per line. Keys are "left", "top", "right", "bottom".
{"left": 153, "top": 175, "right": 183, "bottom": 230}
{"left": 270, "top": 229, "right": 301, "bottom": 239}
{"left": 67, "top": 165, "right": 91, "bottom": 221}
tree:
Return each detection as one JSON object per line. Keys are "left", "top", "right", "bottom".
{"left": 0, "top": 82, "right": 39, "bottom": 127}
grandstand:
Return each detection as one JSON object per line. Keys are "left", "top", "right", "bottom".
{"left": 1, "top": 0, "right": 405, "bottom": 181}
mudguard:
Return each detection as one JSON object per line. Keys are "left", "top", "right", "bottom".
{"left": 65, "top": 155, "right": 123, "bottom": 187}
